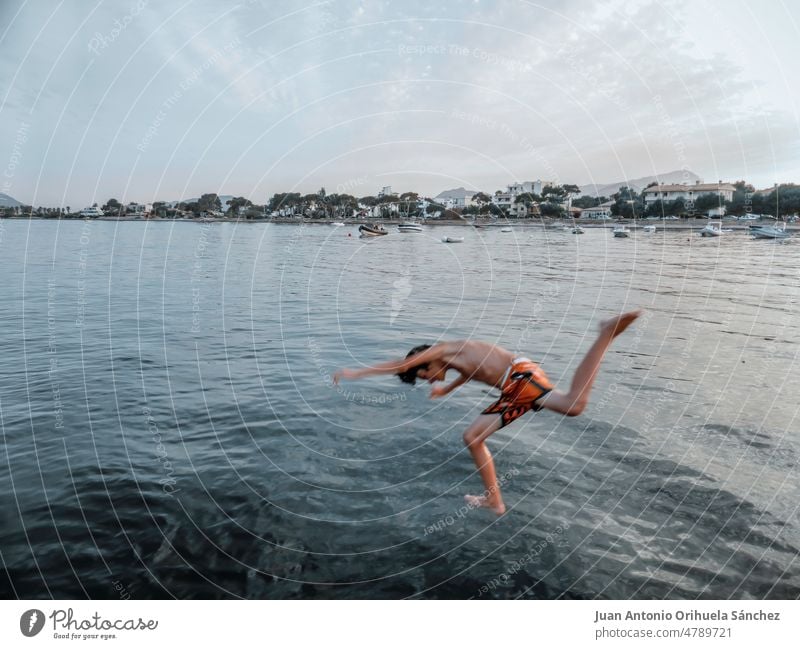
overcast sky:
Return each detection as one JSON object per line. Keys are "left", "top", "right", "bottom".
{"left": 1, "top": 0, "right": 798, "bottom": 207}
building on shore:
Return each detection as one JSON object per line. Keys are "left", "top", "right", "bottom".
{"left": 581, "top": 201, "right": 615, "bottom": 220}
{"left": 642, "top": 181, "right": 735, "bottom": 207}
{"left": 567, "top": 206, "right": 583, "bottom": 219}
{"left": 490, "top": 180, "right": 555, "bottom": 217}
{"left": 507, "top": 179, "right": 553, "bottom": 197}
{"left": 126, "top": 202, "right": 152, "bottom": 215}
{"left": 434, "top": 187, "right": 477, "bottom": 209}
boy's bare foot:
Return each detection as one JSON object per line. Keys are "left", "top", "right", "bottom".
{"left": 464, "top": 494, "right": 506, "bottom": 516}
{"left": 600, "top": 309, "right": 642, "bottom": 339}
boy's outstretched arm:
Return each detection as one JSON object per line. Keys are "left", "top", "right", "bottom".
{"left": 429, "top": 373, "right": 468, "bottom": 398}
{"left": 332, "top": 345, "right": 445, "bottom": 384}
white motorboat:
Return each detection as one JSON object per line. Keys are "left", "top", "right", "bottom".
{"left": 442, "top": 236, "right": 464, "bottom": 243}
{"left": 700, "top": 221, "right": 723, "bottom": 237}
{"left": 79, "top": 206, "right": 105, "bottom": 218}
{"left": 612, "top": 225, "right": 630, "bottom": 238}
{"left": 331, "top": 221, "right": 345, "bottom": 227}
{"left": 750, "top": 222, "right": 790, "bottom": 239}
{"left": 642, "top": 224, "right": 656, "bottom": 233}
{"left": 500, "top": 227, "right": 512, "bottom": 233}
{"left": 398, "top": 222, "right": 423, "bottom": 233}
{"left": 572, "top": 225, "right": 585, "bottom": 234}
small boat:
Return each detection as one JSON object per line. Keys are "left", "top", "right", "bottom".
{"left": 572, "top": 225, "right": 585, "bottom": 234}
{"left": 331, "top": 221, "right": 345, "bottom": 227}
{"left": 642, "top": 224, "right": 657, "bottom": 233}
{"left": 612, "top": 226, "right": 630, "bottom": 238}
{"left": 750, "top": 222, "right": 790, "bottom": 239}
{"left": 442, "top": 236, "right": 464, "bottom": 243}
{"left": 358, "top": 224, "right": 388, "bottom": 237}
{"left": 398, "top": 222, "right": 423, "bottom": 233}
{"left": 500, "top": 227, "right": 512, "bottom": 233}
{"left": 700, "top": 221, "right": 723, "bottom": 237}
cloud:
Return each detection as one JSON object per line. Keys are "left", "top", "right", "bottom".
{"left": 0, "top": 0, "right": 797, "bottom": 205}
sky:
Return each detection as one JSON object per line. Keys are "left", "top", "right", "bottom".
{"left": 1, "top": 0, "right": 799, "bottom": 207}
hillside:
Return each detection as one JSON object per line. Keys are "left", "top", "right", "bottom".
{"left": 579, "top": 170, "right": 701, "bottom": 197}
{"left": 0, "top": 192, "right": 22, "bottom": 208}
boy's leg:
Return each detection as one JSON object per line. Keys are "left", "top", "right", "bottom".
{"left": 462, "top": 414, "right": 506, "bottom": 515}
{"left": 539, "top": 310, "right": 641, "bottom": 416}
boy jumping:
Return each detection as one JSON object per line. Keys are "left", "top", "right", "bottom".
{"left": 333, "top": 310, "right": 641, "bottom": 515}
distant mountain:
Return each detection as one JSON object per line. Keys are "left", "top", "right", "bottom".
{"left": 434, "top": 187, "right": 477, "bottom": 200}
{"left": 579, "top": 170, "right": 701, "bottom": 198}
{"left": 0, "top": 192, "right": 22, "bottom": 207}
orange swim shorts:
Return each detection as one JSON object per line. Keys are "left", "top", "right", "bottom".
{"left": 481, "top": 357, "right": 553, "bottom": 428}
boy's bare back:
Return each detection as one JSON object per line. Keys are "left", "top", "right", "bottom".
{"left": 436, "top": 340, "right": 515, "bottom": 388}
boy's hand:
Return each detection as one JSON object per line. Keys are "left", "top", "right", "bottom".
{"left": 332, "top": 368, "right": 358, "bottom": 384}
{"left": 429, "top": 385, "right": 448, "bottom": 399}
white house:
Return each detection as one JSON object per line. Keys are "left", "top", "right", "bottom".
{"left": 126, "top": 202, "right": 152, "bottom": 215}
{"left": 491, "top": 192, "right": 532, "bottom": 217}
{"left": 491, "top": 192, "right": 514, "bottom": 209}
{"left": 581, "top": 201, "right": 614, "bottom": 220}
{"left": 434, "top": 187, "right": 476, "bottom": 209}
{"left": 491, "top": 180, "right": 555, "bottom": 217}
{"left": 507, "top": 179, "right": 553, "bottom": 197}
{"left": 642, "top": 181, "right": 735, "bottom": 206}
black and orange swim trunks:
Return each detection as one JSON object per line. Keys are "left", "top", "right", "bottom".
{"left": 482, "top": 357, "right": 553, "bottom": 428}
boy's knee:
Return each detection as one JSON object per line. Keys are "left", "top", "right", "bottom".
{"left": 463, "top": 429, "right": 482, "bottom": 448}
{"left": 566, "top": 397, "right": 587, "bottom": 416}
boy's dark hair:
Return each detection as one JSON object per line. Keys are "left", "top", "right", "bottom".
{"left": 397, "top": 344, "right": 432, "bottom": 384}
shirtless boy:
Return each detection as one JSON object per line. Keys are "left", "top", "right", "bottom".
{"left": 333, "top": 310, "right": 641, "bottom": 515}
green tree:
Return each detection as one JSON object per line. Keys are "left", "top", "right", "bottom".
{"left": 198, "top": 193, "right": 222, "bottom": 212}
{"left": 539, "top": 202, "right": 563, "bottom": 218}
{"left": 573, "top": 195, "right": 600, "bottom": 208}
{"left": 227, "top": 196, "right": 253, "bottom": 216}
{"left": 426, "top": 202, "right": 445, "bottom": 216}
{"left": 759, "top": 184, "right": 800, "bottom": 217}
{"left": 562, "top": 183, "right": 580, "bottom": 196}
{"left": 102, "top": 198, "right": 122, "bottom": 213}
{"left": 724, "top": 180, "right": 754, "bottom": 217}
{"left": 694, "top": 193, "right": 723, "bottom": 215}
{"left": 268, "top": 192, "right": 302, "bottom": 214}
{"left": 542, "top": 185, "right": 567, "bottom": 202}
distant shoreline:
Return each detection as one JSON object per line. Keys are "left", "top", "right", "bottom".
{"left": 1, "top": 215, "right": 796, "bottom": 232}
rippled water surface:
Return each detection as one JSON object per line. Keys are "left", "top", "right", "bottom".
{"left": 1, "top": 219, "right": 799, "bottom": 599}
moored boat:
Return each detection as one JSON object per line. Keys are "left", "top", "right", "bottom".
{"left": 358, "top": 224, "right": 388, "bottom": 236}
{"left": 612, "top": 225, "right": 630, "bottom": 238}
{"left": 700, "top": 221, "right": 723, "bottom": 237}
{"left": 750, "top": 222, "right": 790, "bottom": 239}
{"left": 442, "top": 236, "right": 464, "bottom": 243}
{"left": 398, "top": 222, "right": 423, "bottom": 233}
